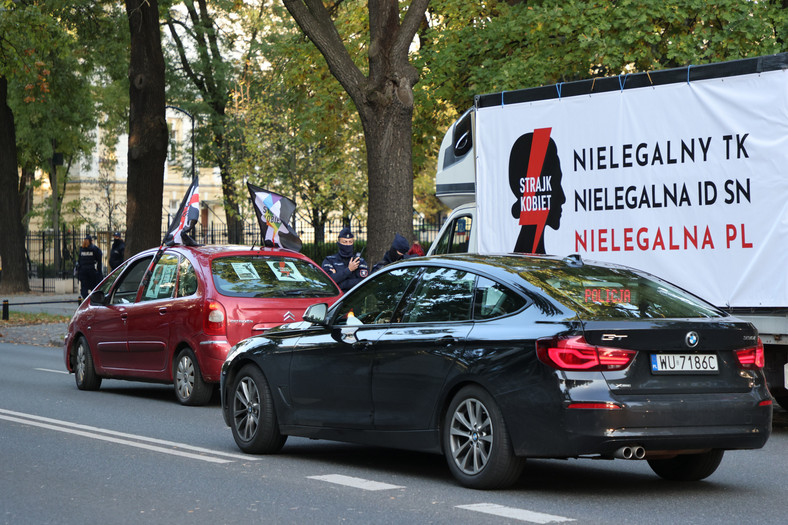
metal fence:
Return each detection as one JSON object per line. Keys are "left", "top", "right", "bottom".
{"left": 22, "top": 218, "right": 444, "bottom": 293}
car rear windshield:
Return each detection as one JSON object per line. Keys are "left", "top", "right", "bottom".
{"left": 520, "top": 264, "right": 723, "bottom": 320}
{"left": 212, "top": 255, "right": 339, "bottom": 298}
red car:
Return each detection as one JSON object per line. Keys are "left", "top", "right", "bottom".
{"left": 64, "top": 245, "right": 341, "bottom": 405}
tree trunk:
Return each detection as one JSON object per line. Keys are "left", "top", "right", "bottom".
{"left": 216, "top": 132, "right": 244, "bottom": 244}
{"left": 49, "top": 159, "right": 61, "bottom": 272}
{"left": 281, "top": 0, "right": 427, "bottom": 263}
{"left": 125, "top": 0, "right": 168, "bottom": 257}
{"left": 359, "top": 107, "right": 414, "bottom": 263}
{"left": 0, "top": 76, "right": 30, "bottom": 293}
{"left": 19, "top": 167, "right": 34, "bottom": 233}
{"left": 311, "top": 208, "right": 326, "bottom": 246}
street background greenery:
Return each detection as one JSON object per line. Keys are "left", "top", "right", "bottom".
{"left": 2, "top": 0, "right": 787, "bottom": 293}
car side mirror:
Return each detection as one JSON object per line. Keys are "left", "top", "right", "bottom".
{"left": 303, "top": 303, "right": 328, "bottom": 326}
{"left": 89, "top": 290, "right": 107, "bottom": 306}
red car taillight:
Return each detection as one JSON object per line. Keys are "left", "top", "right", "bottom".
{"left": 536, "top": 336, "right": 636, "bottom": 371}
{"left": 735, "top": 338, "right": 765, "bottom": 369}
{"left": 204, "top": 301, "right": 226, "bottom": 336}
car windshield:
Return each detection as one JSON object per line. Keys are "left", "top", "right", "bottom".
{"left": 212, "top": 255, "right": 339, "bottom": 298}
{"left": 520, "top": 264, "right": 723, "bottom": 320}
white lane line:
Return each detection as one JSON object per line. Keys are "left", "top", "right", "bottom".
{"left": 35, "top": 368, "right": 69, "bottom": 374}
{"left": 457, "top": 503, "right": 575, "bottom": 523}
{"left": 308, "top": 474, "right": 404, "bottom": 491}
{"left": 0, "top": 408, "right": 257, "bottom": 463}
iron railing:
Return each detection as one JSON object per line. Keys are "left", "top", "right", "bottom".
{"left": 19, "top": 218, "right": 443, "bottom": 293}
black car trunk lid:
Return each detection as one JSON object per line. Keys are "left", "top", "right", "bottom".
{"left": 581, "top": 318, "right": 759, "bottom": 395}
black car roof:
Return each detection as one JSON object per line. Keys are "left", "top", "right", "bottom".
{"left": 393, "top": 252, "right": 627, "bottom": 281}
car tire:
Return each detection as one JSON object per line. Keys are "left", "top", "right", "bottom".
{"left": 74, "top": 337, "right": 102, "bottom": 391}
{"left": 173, "top": 347, "right": 213, "bottom": 406}
{"left": 773, "top": 394, "right": 788, "bottom": 411}
{"left": 443, "top": 385, "right": 525, "bottom": 489}
{"left": 230, "top": 364, "right": 287, "bottom": 454}
{"left": 647, "top": 449, "right": 725, "bottom": 481}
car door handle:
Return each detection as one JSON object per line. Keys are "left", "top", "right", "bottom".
{"left": 158, "top": 307, "right": 168, "bottom": 315}
{"left": 120, "top": 313, "right": 128, "bottom": 320}
{"left": 353, "top": 340, "right": 373, "bottom": 350}
{"left": 438, "top": 336, "right": 457, "bottom": 346}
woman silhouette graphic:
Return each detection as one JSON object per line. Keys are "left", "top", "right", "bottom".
{"left": 508, "top": 128, "right": 566, "bottom": 253}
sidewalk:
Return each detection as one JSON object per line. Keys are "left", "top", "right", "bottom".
{"left": 0, "top": 322, "right": 68, "bottom": 347}
{"left": 1, "top": 292, "right": 82, "bottom": 317}
{"left": 0, "top": 292, "right": 78, "bottom": 347}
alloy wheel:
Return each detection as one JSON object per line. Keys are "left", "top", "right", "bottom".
{"left": 175, "top": 355, "right": 196, "bottom": 400}
{"left": 233, "top": 376, "right": 261, "bottom": 442}
{"left": 448, "top": 397, "right": 493, "bottom": 475}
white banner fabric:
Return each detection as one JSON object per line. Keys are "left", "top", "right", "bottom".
{"left": 475, "top": 69, "right": 788, "bottom": 308}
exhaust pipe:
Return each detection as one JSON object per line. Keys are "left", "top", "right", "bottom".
{"left": 615, "top": 445, "right": 646, "bottom": 460}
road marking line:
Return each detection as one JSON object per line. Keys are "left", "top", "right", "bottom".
{"left": 35, "top": 368, "right": 69, "bottom": 374}
{"left": 456, "top": 503, "right": 575, "bottom": 523}
{"left": 308, "top": 474, "right": 404, "bottom": 491}
{"left": 0, "top": 408, "right": 257, "bottom": 463}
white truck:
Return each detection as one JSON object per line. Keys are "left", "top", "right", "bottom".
{"left": 428, "top": 52, "right": 788, "bottom": 409}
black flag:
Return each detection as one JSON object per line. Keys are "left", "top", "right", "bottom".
{"left": 164, "top": 177, "right": 200, "bottom": 247}
{"left": 247, "top": 183, "right": 302, "bottom": 252}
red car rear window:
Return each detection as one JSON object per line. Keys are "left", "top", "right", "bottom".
{"left": 211, "top": 255, "right": 339, "bottom": 298}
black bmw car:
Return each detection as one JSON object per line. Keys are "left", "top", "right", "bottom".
{"left": 220, "top": 254, "right": 772, "bottom": 489}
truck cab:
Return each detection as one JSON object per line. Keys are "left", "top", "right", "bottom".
{"left": 428, "top": 110, "right": 479, "bottom": 256}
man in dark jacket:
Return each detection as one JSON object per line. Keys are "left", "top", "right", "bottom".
{"left": 322, "top": 227, "right": 369, "bottom": 292}
{"left": 371, "top": 233, "right": 410, "bottom": 273}
{"left": 109, "top": 231, "right": 125, "bottom": 271}
{"left": 77, "top": 234, "right": 103, "bottom": 299}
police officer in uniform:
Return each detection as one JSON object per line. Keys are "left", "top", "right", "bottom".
{"left": 322, "top": 227, "right": 368, "bottom": 293}
{"left": 371, "top": 233, "right": 410, "bottom": 273}
{"left": 77, "top": 234, "right": 103, "bottom": 299}
{"left": 109, "top": 231, "right": 125, "bottom": 271}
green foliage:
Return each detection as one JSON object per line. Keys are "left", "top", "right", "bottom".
{"left": 5, "top": 0, "right": 788, "bottom": 240}
{"left": 2, "top": 0, "right": 129, "bottom": 229}
{"left": 411, "top": 0, "right": 788, "bottom": 218}
{"left": 418, "top": 0, "right": 788, "bottom": 103}
{"left": 222, "top": 1, "right": 368, "bottom": 233}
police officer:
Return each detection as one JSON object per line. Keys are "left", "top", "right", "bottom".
{"left": 322, "top": 227, "right": 369, "bottom": 292}
{"left": 77, "top": 234, "right": 103, "bottom": 299}
{"left": 371, "top": 233, "right": 410, "bottom": 273}
{"left": 109, "top": 231, "right": 125, "bottom": 271}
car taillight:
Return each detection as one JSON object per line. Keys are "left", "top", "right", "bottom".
{"left": 567, "top": 402, "right": 623, "bottom": 410}
{"left": 536, "top": 335, "right": 636, "bottom": 371}
{"left": 204, "top": 301, "right": 226, "bottom": 336}
{"left": 735, "top": 338, "right": 764, "bottom": 369}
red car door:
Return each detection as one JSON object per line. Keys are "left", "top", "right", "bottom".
{"left": 124, "top": 253, "right": 181, "bottom": 374}
{"left": 88, "top": 257, "right": 153, "bottom": 371}
{"left": 86, "top": 302, "right": 129, "bottom": 371}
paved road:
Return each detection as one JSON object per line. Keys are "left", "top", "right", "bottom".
{"left": 2, "top": 340, "right": 788, "bottom": 524}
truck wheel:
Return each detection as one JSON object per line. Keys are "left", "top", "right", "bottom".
{"left": 647, "top": 450, "right": 724, "bottom": 481}
{"left": 773, "top": 394, "right": 788, "bottom": 411}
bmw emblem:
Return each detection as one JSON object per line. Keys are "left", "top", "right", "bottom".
{"left": 685, "top": 331, "right": 699, "bottom": 348}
